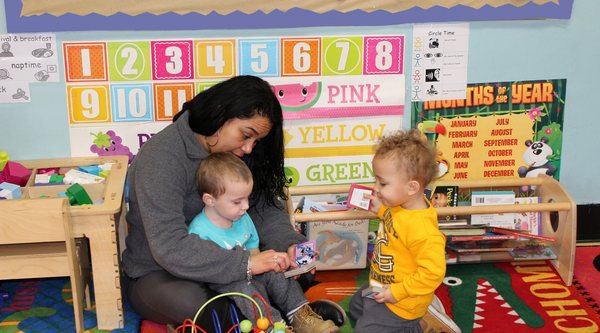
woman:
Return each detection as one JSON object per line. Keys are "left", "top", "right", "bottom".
{"left": 121, "top": 75, "right": 343, "bottom": 331}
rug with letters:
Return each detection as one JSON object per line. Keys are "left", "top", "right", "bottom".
{"left": 1, "top": 246, "right": 599, "bottom": 333}
{"left": 304, "top": 250, "right": 600, "bottom": 333}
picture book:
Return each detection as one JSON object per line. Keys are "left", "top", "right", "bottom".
{"left": 458, "top": 251, "right": 513, "bottom": 263}
{"left": 471, "top": 191, "right": 516, "bottom": 227}
{"left": 293, "top": 240, "right": 316, "bottom": 266}
{"left": 307, "top": 219, "right": 369, "bottom": 270}
{"left": 430, "top": 185, "right": 459, "bottom": 220}
{"left": 366, "top": 218, "right": 380, "bottom": 265}
{"left": 440, "top": 226, "right": 487, "bottom": 237}
{"left": 445, "top": 248, "right": 458, "bottom": 264}
{"left": 446, "top": 231, "right": 519, "bottom": 242}
{"left": 297, "top": 194, "right": 368, "bottom": 271}
{"left": 438, "top": 218, "right": 469, "bottom": 227}
{"left": 509, "top": 241, "right": 557, "bottom": 260}
{"left": 488, "top": 226, "right": 556, "bottom": 242}
{"left": 514, "top": 196, "right": 541, "bottom": 235}
{"left": 284, "top": 240, "right": 317, "bottom": 278}
{"left": 447, "top": 239, "right": 517, "bottom": 253}
{"left": 284, "top": 261, "right": 317, "bottom": 278}
{"left": 347, "top": 184, "right": 373, "bottom": 210}
{"left": 301, "top": 196, "right": 349, "bottom": 213}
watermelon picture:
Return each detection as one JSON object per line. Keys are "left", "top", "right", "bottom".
{"left": 272, "top": 81, "right": 322, "bottom": 112}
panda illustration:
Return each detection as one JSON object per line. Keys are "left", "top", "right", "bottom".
{"left": 518, "top": 137, "right": 556, "bottom": 179}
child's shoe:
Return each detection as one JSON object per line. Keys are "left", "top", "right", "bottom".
{"left": 291, "top": 304, "right": 339, "bottom": 333}
{"left": 420, "top": 295, "right": 461, "bottom": 333}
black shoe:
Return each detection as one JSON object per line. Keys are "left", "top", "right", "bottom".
{"left": 309, "top": 299, "right": 347, "bottom": 326}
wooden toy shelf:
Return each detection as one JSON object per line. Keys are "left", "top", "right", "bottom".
{"left": 1, "top": 155, "right": 128, "bottom": 329}
{"left": 286, "top": 174, "right": 576, "bottom": 286}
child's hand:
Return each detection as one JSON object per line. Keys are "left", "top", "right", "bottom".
{"left": 363, "top": 192, "right": 381, "bottom": 214}
{"left": 371, "top": 284, "right": 397, "bottom": 304}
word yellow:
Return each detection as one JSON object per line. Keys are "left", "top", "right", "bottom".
{"left": 298, "top": 124, "right": 386, "bottom": 144}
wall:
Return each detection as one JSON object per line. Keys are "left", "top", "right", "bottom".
{"left": 0, "top": 0, "right": 597, "bottom": 204}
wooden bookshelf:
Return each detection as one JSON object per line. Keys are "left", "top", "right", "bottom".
{"left": 286, "top": 174, "right": 576, "bottom": 286}
{"left": 1, "top": 156, "right": 128, "bottom": 329}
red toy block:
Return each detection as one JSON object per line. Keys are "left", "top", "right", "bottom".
{"left": 0, "top": 161, "right": 31, "bottom": 187}
{"left": 37, "top": 167, "right": 59, "bottom": 175}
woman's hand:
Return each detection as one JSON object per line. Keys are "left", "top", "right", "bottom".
{"left": 250, "top": 249, "right": 291, "bottom": 275}
{"left": 287, "top": 245, "right": 298, "bottom": 268}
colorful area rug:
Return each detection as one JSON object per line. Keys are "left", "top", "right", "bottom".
{"left": 304, "top": 250, "right": 600, "bottom": 333}
{"left": 0, "top": 278, "right": 140, "bottom": 333}
{"left": 2, "top": 246, "right": 599, "bottom": 332}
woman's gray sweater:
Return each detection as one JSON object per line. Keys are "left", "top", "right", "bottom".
{"left": 121, "top": 112, "right": 306, "bottom": 284}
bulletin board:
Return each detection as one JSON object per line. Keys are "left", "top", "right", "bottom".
{"left": 63, "top": 35, "right": 406, "bottom": 186}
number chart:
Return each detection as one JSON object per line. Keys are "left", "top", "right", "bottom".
{"left": 65, "top": 35, "right": 406, "bottom": 186}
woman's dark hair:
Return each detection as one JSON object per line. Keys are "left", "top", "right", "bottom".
{"left": 173, "top": 75, "right": 287, "bottom": 205}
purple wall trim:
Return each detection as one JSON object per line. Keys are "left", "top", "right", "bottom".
{"left": 5, "top": 0, "right": 573, "bottom": 33}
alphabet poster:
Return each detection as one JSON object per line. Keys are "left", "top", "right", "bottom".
{"left": 63, "top": 35, "right": 405, "bottom": 186}
{"left": 411, "top": 79, "right": 566, "bottom": 182}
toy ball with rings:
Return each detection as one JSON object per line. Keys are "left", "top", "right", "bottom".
{"left": 174, "top": 292, "right": 287, "bottom": 333}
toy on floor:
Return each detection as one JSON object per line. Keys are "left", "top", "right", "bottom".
{"left": 174, "top": 292, "right": 286, "bottom": 333}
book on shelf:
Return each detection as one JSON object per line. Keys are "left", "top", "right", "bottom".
{"left": 440, "top": 225, "right": 487, "bottom": 237}
{"left": 446, "top": 231, "right": 519, "bottom": 242}
{"left": 488, "top": 226, "right": 557, "bottom": 242}
{"left": 447, "top": 239, "right": 517, "bottom": 253}
{"left": 514, "top": 196, "right": 541, "bottom": 235}
{"left": 458, "top": 251, "right": 514, "bottom": 263}
{"left": 438, "top": 218, "right": 469, "bottom": 227}
{"left": 301, "top": 196, "right": 349, "bottom": 213}
{"left": 509, "top": 241, "right": 557, "bottom": 260}
{"left": 445, "top": 248, "right": 458, "bottom": 264}
{"left": 293, "top": 195, "right": 368, "bottom": 271}
{"left": 471, "top": 190, "right": 516, "bottom": 227}
{"left": 430, "top": 185, "right": 459, "bottom": 221}
{"left": 306, "top": 219, "right": 369, "bottom": 271}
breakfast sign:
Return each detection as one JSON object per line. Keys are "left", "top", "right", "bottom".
{"left": 411, "top": 79, "right": 566, "bottom": 182}
{"left": 63, "top": 35, "right": 405, "bottom": 186}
